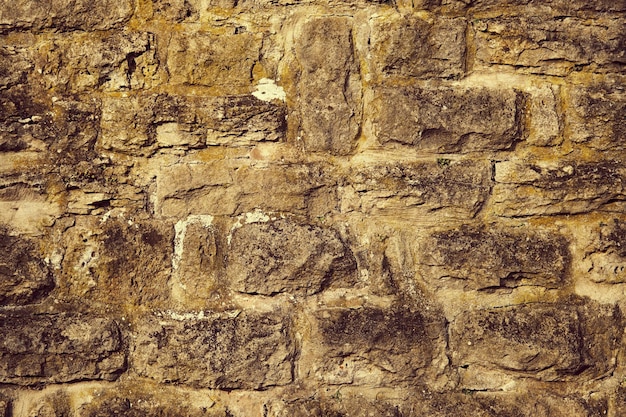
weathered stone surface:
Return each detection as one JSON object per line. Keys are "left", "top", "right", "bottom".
{"left": 292, "top": 16, "right": 361, "bottom": 155}
{"left": 474, "top": 16, "right": 626, "bottom": 75}
{"left": 527, "top": 85, "right": 561, "bottom": 146}
{"left": 0, "top": 183, "right": 63, "bottom": 233}
{"left": 0, "top": 395, "right": 8, "bottom": 417}
{"left": 0, "top": 229, "right": 54, "bottom": 305}
{"left": 60, "top": 217, "right": 173, "bottom": 306}
{"left": 567, "top": 83, "right": 626, "bottom": 151}
{"left": 167, "top": 31, "right": 261, "bottom": 88}
{"left": 132, "top": 310, "right": 294, "bottom": 389}
{"left": 311, "top": 305, "right": 446, "bottom": 385}
{"left": 420, "top": 224, "right": 570, "bottom": 290}
{"left": 342, "top": 159, "right": 491, "bottom": 218}
{"left": 100, "top": 93, "right": 286, "bottom": 155}
{"left": 38, "top": 31, "right": 157, "bottom": 92}
{"left": 0, "top": 0, "right": 134, "bottom": 32}
{"left": 0, "top": 312, "right": 125, "bottom": 385}
{"left": 0, "top": 45, "right": 32, "bottom": 90}
{"left": 368, "top": 14, "right": 466, "bottom": 80}
{"left": 226, "top": 217, "right": 356, "bottom": 295}
{"left": 492, "top": 160, "right": 626, "bottom": 216}
{"left": 583, "top": 218, "right": 626, "bottom": 283}
{"left": 371, "top": 86, "right": 523, "bottom": 152}
{"left": 450, "top": 301, "right": 621, "bottom": 381}
{"left": 467, "top": 0, "right": 626, "bottom": 12}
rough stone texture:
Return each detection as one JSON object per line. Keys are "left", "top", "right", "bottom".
{"left": 583, "top": 218, "right": 626, "bottom": 283}
{"left": 226, "top": 217, "right": 357, "bottom": 295}
{"left": 367, "top": 14, "right": 466, "bottom": 80}
{"left": 0, "top": 0, "right": 134, "bottom": 32}
{"left": 0, "top": 229, "right": 54, "bottom": 305}
{"left": 343, "top": 159, "right": 491, "bottom": 217}
{"left": 0, "top": 312, "right": 125, "bottom": 385}
{"left": 371, "top": 86, "right": 523, "bottom": 152}
{"left": 132, "top": 310, "right": 294, "bottom": 389}
{"left": 527, "top": 85, "right": 561, "bottom": 146}
{"left": 474, "top": 15, "right": 626, "bottom": 75}
{"left": 291, "top": 16, "right": 361, "bottom": 155}
{"left": 420, "top": 224, "right": 570, "bottom": 290}
{"left": 493, "top": 160, "right": 626, "bottom": 216}
{"left": 310, "top": 305, "right": 446, "bottom": 386}
{"left": 567, "top": 82, "right": 626, "bottom": 151}
{"left": 450, "top": 301, "right": 622, "bottom": 383}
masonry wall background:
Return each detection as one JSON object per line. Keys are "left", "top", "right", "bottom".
{"left": 0, "top": 0, "right": 625, "bottom": 415}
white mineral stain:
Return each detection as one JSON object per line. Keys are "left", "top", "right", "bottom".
{"left": 252, "top": 78, "right": 286, "bottom": 102}
{"left": 172, "top": 215, "right": 214, "bottom": 270}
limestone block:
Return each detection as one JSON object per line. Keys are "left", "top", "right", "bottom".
{"left": 527, "top": 85, "right": 561, "bottom": 146}
{"left": 450, "top": 301, "right": 622, "bottom": 381}
{"left": 583, "top": 219, "right": 626, "bottom": 283}
{"left": 0, "top": 230, "right": 54, "bottom": 306}
{"left": 368, "top": 14, "right": 466, "bottom": 80}
{"left": 474, "top": 15, "right": 626, "bottom": 75}
{"left": 344, "top": 159, "right": 491, "bottom": 218}
{"left": 0, "top": 185, "right": 62, "bottom": 234}
{"left": 567, "top": 82, "right": 626, "bottom": 151}
{"left": 0, "top": 0, "right": 134, "bottom": 32}
{"left": 226, "top": 217, "right": 357, "bottom": 295}
{"left": 167, "top": 31, "right": 261, "bottom": 88}
{"left": 132, "top": 310, "right": 295, "bottom": 389}
{"left": 420, "top": 224, "right": 570, "bottom": 290}
{"left": 293, "top": 16, "right": 361, "bottom": 155}
{"left": 311, "top": 305, "right": 446, "bottom": 386}
{"left": 0, "top": 312, "right": 125, "bottom": 385}
{"left": 371, "top": 86, "right": 523, "bottom": 152}
{"left": 492, "top": 160, "right": 626, "bottom": 216}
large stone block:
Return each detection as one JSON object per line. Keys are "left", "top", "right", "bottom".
{"left": 132, "top": 310, "right": 294, "bottom": 389}
{"left": 342, "top": 159, "right": 491, "bottom": 218}
{"left": 368, "top": 14, "right": 466, "bottom": 80}
{"left": 226, "top": 217, "right": 356, "bottom": 295}
{"left": 583, "top": 218, "right": 626, "bottom": 283}
{"left": 167, "top": 31, "right": 261, "bottom": 88}
{"left": 370, "top": 86, "right": 523, "bottom": 152}
{"left": 567, "top": 82, "right": 626, "bottom": 151}
{"left": 450, "top": 301, "right": 622, "bottom": 382}
{"left": 292, "top": 16, "right": 361, "bottom": 155}
{"left": 0, "top": 230, "right": 54, "bottom": 306}
{"left": 310, "top": 305, "right": 446, "bottom": 386}
{"left": 0, "top": 0, "right": 134, "bottom": 32}
{"left": 0, "top": 312, "right": 125, "bottom": 385}
{"left": 420, "top": 225, "right": 570, "bottom": 290}
{"left": 492, "top": 160, "right": 626, "bottom": 216}
{"left": 474, "top": 16, "right": 625, "bottom": 75}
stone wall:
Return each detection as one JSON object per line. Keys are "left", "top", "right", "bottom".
{"left": 0, "top": 0, "right": 625, "bottom": 415}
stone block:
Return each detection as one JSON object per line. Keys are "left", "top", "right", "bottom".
{"left": 0, "top": 230, "right": 54, "bottom": 305}
{"left": 527, "top": 85, "right": 561, "bottom": 146}
{"left": 368, "top": 14, "right": 466, "bottom": 80}
{"left": 226, "top": 217, "right": 357, "bottom": 295}
{"left": 474, "top": 15, "right": 625, "bottom": 75}
{"left": 420, "top": 224, "right": 570, "bottom": 290}
{"left": 0, "top": 313, "right": 125, "bottom": 385}
{"left": 167, "top": 31, "right": 261, "bottom": 88}
{"left": 492, "top": 160, "right": 626, "bottom": 216}
{"left": 343, "top": 159, "right": 491, "bottom": 218}
{"left": 0, "top": 0, "right": 134, "bottom": 32}
{"left": 583, "top": 219, "right": 626, "bottom": 283}
{"left": 371, "top": 86, "right": 523, "bottom": 152}
{"left": 467, "top": 0, "right": 626, "bottom": 12}
{"left": 293, "top": 16, "right": 361, "bottom": 155}
{"left": 567, "top": 82, "right": 626, "bottom": 151}
{"left": 132, "top": 310, "right": 294, "bottom": 389}
{"left": 311, "top": 305, "right": 446, "bottom": 386}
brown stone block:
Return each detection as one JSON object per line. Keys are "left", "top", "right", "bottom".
{"left": 0, "top": 312, "right": 125, "bottom": 385}
{"left": 167, "top": 31, "right": 261, "bottom": 88}
{"left": 226, "top": 217, "right": 357, "bottom": 295}
{"left": 343, "top": 159, "right": 491, "bottom": 218}
{"left": 0, "top": 0, "right": 134, "bottom": 32}
{"left": 132, "top": 310, "right": 295, "bottom": 389}
{"left": 420, "top": 224, "right": 570, "bottom": 290}
{"left": 0, "top": 229, "right": 54, "bottom": 306}
{"left": 371, "top": 86, "right": 523, "bottom": 152}
{"left": 583, "top": 218, "right": 626, "bottom": 283}
{"left": 567, "top": 82, "right": 626, "bottom": 151}
{"left": 474, "top": 15, "right": 625, "bottom": 75}
{"left": 292, "top": 16, "right": 361, "bottom": 155}
{"left": 368, "top": 14, "right": 466, "bottom": 80}
{"left": 467, "top": 0, "right": 626, "bottom": 13}
{"left": 492, "top": 160, "right": 626, "bottom": 216}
